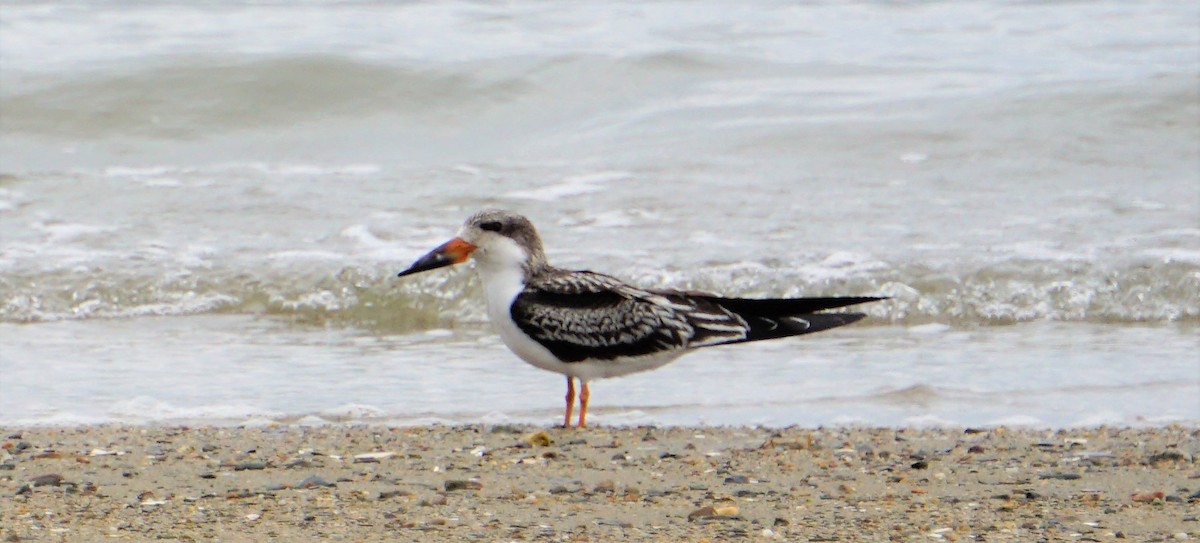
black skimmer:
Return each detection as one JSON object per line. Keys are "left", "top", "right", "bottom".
{"left": 398, "top": 209, "right": 884, "bottom": 428}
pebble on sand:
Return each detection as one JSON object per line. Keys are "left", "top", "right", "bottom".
{"left": 1, "top": 425, "right": 1194, "bottom": 542}
{"left": 445, "top": 479, "right": 483, "bottom": 492}
{"left": 523, "top": 431, "right": 553, "bottom": 447}
{"left": 688, "top": 504, "right": 739, "bottom": 521}
{"left": 1131, "top": 491, "right": 1166, "bottom": 503}
{"left": 353, "top": 452, "right": 397, "bottom": 463}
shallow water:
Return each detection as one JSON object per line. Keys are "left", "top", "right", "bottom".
{"left": 1, "top": 0, "right": 1197, "bottom": 427}
{"left": 1, "top": 317, "right": 1195, "bottom": 427}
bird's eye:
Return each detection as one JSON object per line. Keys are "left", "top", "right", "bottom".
{"left": 480, "top": 221, "right": 503, "bottom": 232}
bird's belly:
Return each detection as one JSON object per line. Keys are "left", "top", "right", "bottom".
{"left": 491, "top": 312, "right": 574, "bottom": 373}
{"left": 492, "top": 314, "right": 686, "bottom": 380}
{"left": 488, "top": 301, "right": 686, "bottom": 381}
{"left": 576, "top": 351, "right": 686, "bottom": 380}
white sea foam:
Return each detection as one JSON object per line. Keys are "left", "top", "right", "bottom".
{"left": 241, "top": 162, "right": 382, "bottom": 176}
{"left": 986, "top": 415, "right": 1046, "bottom": 428}
{"left": 294, "top": 415, "right": 332, "bottom": 426}
{"left": 908, "top": 323, "right": 951, "bottom": 335}
{"left": 506, "top": 171, "right": 632, "bottom": 201}
{"left": 267, "top": 250, "right": 346, "bottom": 261}
{"left": 339, "top": 224, "right": 394, "bottom": 250}
{"left": 108, "top": 396, "right": 285, "bottom": 424}
{"left": 103, "top": 165, "right": 179, "bottom": 177}
{"left": 141, "top": 177, "right": 183, "bottom": 187}
{"left": 451, "top": 164, "right": 482, "bottom": 176}
{"left": 1070, "top": 410, "right": 1127, "bottom": 427}
{"left": 901, "top": 414, "right": 960, "bottom": 428}
{"left": 478, "top": 411, "right": 515, "bottom": 425}
{"left": 829, "top": 415, "right": 871, "bottom": 426}
{"left": 994, "top": 240, "right": 1095, "bottom": 262}
{"left": 34, "top": 222, "right": 117, "bottom": 243}
{"left": 1143, "top": 248, "right": 1200, "bottom": 265}
{"left": 12, "top": 410, "right": 114, "bottom": 427}
{"left": 565, "top": 208, "right": 660, "bottom": 229}
{"left": 319, "top": 404, "right": 389, "bottom": 421}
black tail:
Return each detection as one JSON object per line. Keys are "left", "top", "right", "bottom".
{"left": 695, "top": 296, "right": 885, "bottom": 345}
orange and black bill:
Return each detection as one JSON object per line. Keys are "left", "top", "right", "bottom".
{"left": 397, "top": 237, "right": 477, "bottom": 277}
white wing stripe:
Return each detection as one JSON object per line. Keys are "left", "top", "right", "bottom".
{"left": 694, "top": 322, "right": 748, "bottom": 333}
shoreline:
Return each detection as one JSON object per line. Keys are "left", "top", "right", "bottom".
{"left": 2, "top": 425, "right": 1196, "bottom": 542}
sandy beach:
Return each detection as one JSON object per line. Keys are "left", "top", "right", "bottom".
{"left": 1, "top": 425, "right": 1196, "bottom": 542}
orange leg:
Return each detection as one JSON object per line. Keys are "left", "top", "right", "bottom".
{"left": 563, "top": 376, "right": 575, "bottom": 429}
{"left": 578, "top": 381, "right": 590, "bottom": 428}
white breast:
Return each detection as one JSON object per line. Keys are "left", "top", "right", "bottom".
{"left": 478, "top": 265, "right": 562, "bottom": 366}
{"left": 469, "top": 234, "right": 576, "bottom": 377}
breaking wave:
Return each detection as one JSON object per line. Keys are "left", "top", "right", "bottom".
{"left": 1, "top": 257, "right": 1195, "bottom": 331}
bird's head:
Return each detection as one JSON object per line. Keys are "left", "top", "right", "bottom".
{"left": 397, "top": 209, "right": 546, "bottom": 277}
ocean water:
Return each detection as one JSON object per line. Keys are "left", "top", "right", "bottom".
{"left": 1, "top": 1, "right": 1197, "bottom": 428}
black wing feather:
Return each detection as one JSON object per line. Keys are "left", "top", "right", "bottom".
{"left": 511, "top": 269, "right": 885, "bottom": 362}
{"left": 511, "top": 273, "right": 689, "bottom": 362}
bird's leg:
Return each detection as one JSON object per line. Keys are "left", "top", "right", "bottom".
{"left": 563, "top": 376, "right": 576, "bottom": 429}
{"left": 578, "top": 381, "right": 590, "bottom": 428}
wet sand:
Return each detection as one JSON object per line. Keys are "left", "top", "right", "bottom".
{"left": 1, "top": 425, "right": 1196, "bottom": 542}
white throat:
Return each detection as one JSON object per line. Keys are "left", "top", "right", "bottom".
{"left": 470, "top": 235, "right": 530, "bottom": 325}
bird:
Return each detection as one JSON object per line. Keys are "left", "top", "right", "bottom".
{"left": 397, "top": 209, "right": 884, "bottom": 428}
